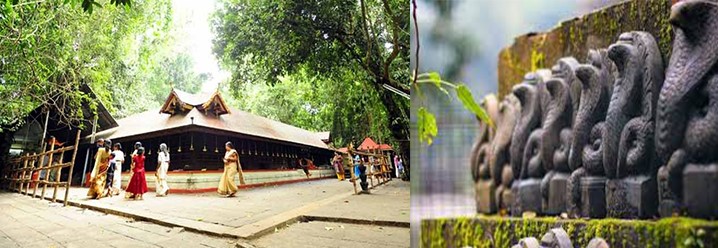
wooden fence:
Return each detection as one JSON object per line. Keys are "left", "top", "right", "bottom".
{"left": 345, "top": 149, "right": 393, "bottom": 194}
{"left": 1, "top": 130, "right": 81, "bottom": 206}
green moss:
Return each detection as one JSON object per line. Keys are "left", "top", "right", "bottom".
{"left": 422, "top": 216, "right": 718, "bottom": 248}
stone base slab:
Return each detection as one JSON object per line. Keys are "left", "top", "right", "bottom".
{"left": 475, "top": 179, "right": 497, "bottom": 214}
{"left": 683, "top": 163, "right": 718, "bottom": 219}
{"left": 545, "top": 172, "right": 569, "bottom": 215}
{"left": 517, "top": 178, "right": 542, "bottom": 215}
{"left": 580, "top": 176, "right": 607, "bottom": 218}
{"left": 606, "top": 175, "right": 657, "bottom": 219}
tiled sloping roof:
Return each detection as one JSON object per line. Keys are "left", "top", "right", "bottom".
{"left": 378, "top": 144, "right": 393, "bottom": 150}
{"left": 315, "top": 131, "right": 330, "bottom": 141}
{"left": 358, "top": 137, "right": 393, "bottom": 151}
{"left": 358, "top": 137, "right": 379, "bottom": 150}
{"left": 90, "top": 107, "right": 329, "bottom": 150}
{"left": 173, "top": 89, "right": 212, "bottom": 106}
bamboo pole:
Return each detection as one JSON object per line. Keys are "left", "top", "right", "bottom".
{"left": 348, "top": 153, "right": 357, "bottom": 194}
{"left": 18, "top": 155, "right": 29, "bottom": 194}
{"left": 40, "top": 141, "right": 56, "bottom": 199}
{"left": 26, "top": 154, "right": 37, "bottom": 195}
{"left": 52, "top": 148, "right": 65, "bottom": 202}
{"left": 64, "top": 130, "right": 81, "bottom": 206}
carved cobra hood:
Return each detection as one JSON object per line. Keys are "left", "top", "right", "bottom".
{"left": 542, "top": 58, "right": 580, "bottom": 173}
{"left": 570, "top": 49, "right": 616, "bottom": 174}
{"left": 510, "top": 70, "right": 551, "bottom": 180}
{"left": 657, "top": 0, "right": 718, "bottom": 164}
{"left": 471, "top": 94, "right": 500, "bottom": 181}
{"left": 604, "top": 31, "right": 664, "bottom": 178}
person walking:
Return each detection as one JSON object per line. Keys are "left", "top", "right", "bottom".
{"left": 125, "top": 147, "right": 148, "bottom": 200}
{"left": 218, "top": 142, "right": 242, "bottom": 197}
{"left": 87, "top": 139, "right": 112, "bottom": 199}
{"left": 394, "top": 154, "right": 400, "bottom": 178}
{"left": 124, "top": 142, "right": 141, "bottom": 191}
{"left": 332, "top": 152, "right": 344, "bottom": 181}
{"left": 298, "top": 158, "right": 311, "bottom": 178}
{"left": 104, "top": 153, "right": 117, "bottom": 197}
{"left": 155, "top": 143, "right": 170, "bottom": 196}
{"left": 110, "top": 143, "right": 124, "bottom": 195}
{"left": 353, "top": 154, "right": 361, "bottom": 181}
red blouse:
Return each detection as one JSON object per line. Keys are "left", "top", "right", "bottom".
{"left": 132, "top": 155, "right": 145, "bottom": 173}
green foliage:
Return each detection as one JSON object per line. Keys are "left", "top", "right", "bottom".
{"left": 211, "top": 0, "right": 409, "bottom": 152}
{"left": 417, "top": 107, "right": 437, "bottom": 145}
{"left": 221, "top": 66, "right": 394, "bottom": 148}
{"left": 413, "top": 72, "right": 493, "bottom": 145}
{"left": 0, "top": 0, "right": 206, "bottom": 132}
{"left": 421, "top": 216, "right": 718, "bottom": 248}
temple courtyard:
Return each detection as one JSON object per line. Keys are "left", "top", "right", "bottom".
{"left": 0, "top": 179, "right": 409, "bottom": 247}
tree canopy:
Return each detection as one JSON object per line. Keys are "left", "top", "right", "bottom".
{"left": 0, "top": 0, "right": 205, "bottom": 131}
{"left": 211, "top": 0, "right": 409, "bottom": 153}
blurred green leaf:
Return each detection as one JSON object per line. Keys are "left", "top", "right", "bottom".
{"left": 456, "top": 84, "right": 493, "bottom": 128}
{"left": 417, "top": 107, "right": 438, "bottom": 145}
{"left": 427, "top": 72, "right": 441, "bottom": 87}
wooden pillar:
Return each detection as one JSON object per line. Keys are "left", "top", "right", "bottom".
{"left": 64, "top": 130, "right": 81, "bottom": 206}
{"left": 40, "top": 140, "right": 56, "bottom": 199}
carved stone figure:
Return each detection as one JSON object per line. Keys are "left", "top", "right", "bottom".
{"left": 490, "top": 94, "right": 520, "bottom": 211}
{"left": 540, "top": 57, "right": 581, "bottom": 215}
{"left": 540, "top": 228, "right": 573, "bottom": 248}
{"left": 656, "top": 0, "right": 718, "bottom": 219}
{"left": 603, "top": 31, "right": 664, "bottom": 218}
{"left": 470, "top": 94, "right": 500, "bottom": 213}
{"left": 566, "top": 49, "right": 615, "bottom": 218}
{"left": 514, "top": 70, "right": 552, "bottom": 215}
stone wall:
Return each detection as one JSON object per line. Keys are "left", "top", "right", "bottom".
{"left": 497, "top": 0, "right": 672, "bottom": 99}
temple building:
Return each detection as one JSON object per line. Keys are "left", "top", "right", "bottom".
{"left": 67, "top": 89, "right": 337, "bottom": 192}
{"left": 84, "top": 89, "right": 334, "bottom": 173}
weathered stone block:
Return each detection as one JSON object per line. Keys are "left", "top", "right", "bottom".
{"left": 580, "top": 176, "right": 606, "bottom": 218}
{"left": 475, "top": 179, "right": 497, "bottom": 214}
{"left": 545, "top": 172, "right": 569, "bottom": 215}
{"left": 683, "top": 164, "right": 718, "bottom": 219}
{"left": 497, "top": 0, "right": 672, "bottom": 100}
{"left": 501, "top": 185, "right": 515, "bottom": 211}
{"left": 517, "top": 178, "right": 542, "bottom": 214}
{"left": 606, "top": 175, "right": 657, "bottom": 219}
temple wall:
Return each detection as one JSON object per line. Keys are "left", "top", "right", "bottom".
{"left": 497, "top": 0, "right": 671, "bottom": 99}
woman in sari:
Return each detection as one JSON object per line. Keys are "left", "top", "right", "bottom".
{"left": 87, "top": 139, "right": 112, "bottom": 199}
{"left": 110, "top": 143, "right": 124, "bottom": 196}
{"left": 332, "top": 152, "right": 345, "bottom": 181}
{"left": 218, "top": 142, "right": 244, "bottom": 197}
{"left": 125, "top": 147, "right": 148, "bottom": 200}
{"left": 124, "top": 142, "right": 141, "bottom": 191}
{"left": 155, "top": 143, "right": 170, "bottom": 196}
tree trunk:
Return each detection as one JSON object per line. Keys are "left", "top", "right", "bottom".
{"left": 372, "top": 78, "right": 410, "bottom": 168}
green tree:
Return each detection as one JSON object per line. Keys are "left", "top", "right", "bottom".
{"left": 211, "top": 0, "right": 409, "bottom": 156}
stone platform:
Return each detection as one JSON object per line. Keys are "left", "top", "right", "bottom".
{"left": 421, "top": 216, "right": 718, "bottom": 247}
{"left": 118, "top": 168, "right": 337, "bottom": 193}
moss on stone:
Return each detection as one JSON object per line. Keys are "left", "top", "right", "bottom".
{"left": 421, "top": 216, "right": 718, "bottom": 248}
{"left": 497, "top": 0, "right": 673, "bottom": 99}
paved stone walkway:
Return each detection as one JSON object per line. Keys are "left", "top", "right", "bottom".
{"left": 2, "top": 179, "right": 410, "bottom": 247}
{"left": 253, "top": 221, "right": 409, "bottom": 248}
{"left": 0, "top": 192, "right": 237, "bottom": 248}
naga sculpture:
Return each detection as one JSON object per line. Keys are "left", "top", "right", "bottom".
{"left": 489, "top": 94, "right": 521, "bottom": 212}
{"left": 514, "top": 70, "right": 553, "bottom": 215}
{"left": 470, "top": 94, "right": 500, "bottom": 213}
{"left": 603, "top": 31, "right": 664, "bottom": 218}
{"left": 657, "top": 0, "right": 718, "bottom": 219}
{"left": 510, "top": 70, "right": 551, "bottom": 215}
{"left": 540, "top": 57, "right": 581, "bottom": 215}
{"left": 566, "top": 49, "right": 616, "bottom": 218}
